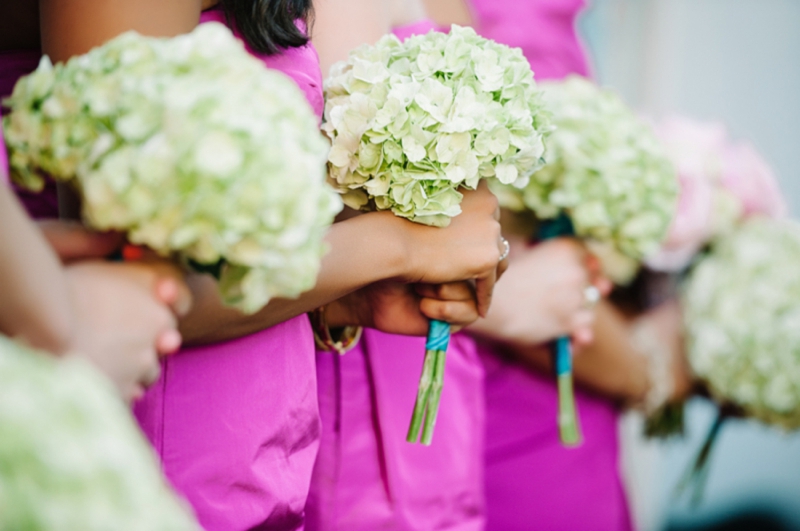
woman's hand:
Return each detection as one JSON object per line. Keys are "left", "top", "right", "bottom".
{"left": 64, "top": 260, "right": 191, "bottom": 403}
{"left": 632, "top": 299, "right": 694, "bottom": 403}
{"left": 326, "top": 280, "right": 480, "bottom": 336}
{"left": 397, "top": 182, "right": 504, "bottom": 316}
{"left": 469, "top": 236, "right": 610, "bottom": 346}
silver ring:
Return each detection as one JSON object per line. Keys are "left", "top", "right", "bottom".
{"left": 583, "top": 285, "right": 601, "bottom": 308}
{"left": 498, "top": 237, "right": 510, "bottom": 262}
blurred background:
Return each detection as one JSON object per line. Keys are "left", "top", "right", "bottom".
{"left": 579, "top": 1, "right": 800, "bottom": 530}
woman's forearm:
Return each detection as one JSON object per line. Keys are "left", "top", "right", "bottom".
{"left": 0, "top": 186, "right": 73, "bottom": 353}
{"left": 39, "top": 0, "right": 202, "bottom": 63}
{"left": 179, "top": 211, "right": 409, "bottom": 344}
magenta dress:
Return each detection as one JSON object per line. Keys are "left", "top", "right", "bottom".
{"left": 306, "top": 20, "right": 486, "bottom": 531}
{"left": 134, "top": 12, "right": 323, "bottom": 531}
{"left": 466, "top": 1, "right": 633, "bottom": 530}
{"left": 0, "top": 50, "right": 60, "bottom": 218}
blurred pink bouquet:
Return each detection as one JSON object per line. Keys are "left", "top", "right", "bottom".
{"left": 646, "top": 116, "right": 787, "bottom": 272}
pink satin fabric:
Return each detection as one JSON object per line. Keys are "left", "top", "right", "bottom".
{"left": 0, "top": 50, "right": 59, "bottom": 217}
{"left": 468, "top": 0, "right": 590, "bottom": 81}
{"left": 308, "top": 331, "right": 485, "bottom": 531}
{"left": 466, "top": 1, "right": 632, "bottom": 529}
{"left": 306, "top": 19, "right": 485, "bottom": 531}
{"left": 478, "top": 343, "right": 632, "bottom": 531}
{"left": 134, "top": 11, "right": 324, "bottom": 531}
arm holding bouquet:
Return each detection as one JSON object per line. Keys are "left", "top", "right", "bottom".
{"left": 180, "top": 183, "right": 502, "bottom": 344}
{"left": 0, "top": 183, "right": 191, "bottom": 402}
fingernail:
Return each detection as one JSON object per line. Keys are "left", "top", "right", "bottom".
{"left": 157, "top": 329, "right": 182, "bottom": 355}
{"left": 156, "top": 279, "right": 178, "bottom": 306}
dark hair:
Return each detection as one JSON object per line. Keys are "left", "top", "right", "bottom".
{"left": 219, "top": 0, "right": 313, "bottom": 55}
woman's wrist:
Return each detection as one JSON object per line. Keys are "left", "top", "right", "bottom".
{"left": 322, "top": 294, "right": 361, "bottom": 329}
{"left": 328, "top": 211, "right": 411, "bottom": 283}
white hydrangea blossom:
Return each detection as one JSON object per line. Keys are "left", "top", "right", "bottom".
{"left": 3, "top": 23, "right": 341, "bottom": 314}
{"left": 0, "top": 336, "right": 199, "bottom": 530}
{"left": 492, "top": 76, "right": 677, "bottom": 282}
{"left": 683, "top": 218, "right": 800, "bottom": 429}
{"left": 323, "top": 25, "right": 551, "bottom": 227}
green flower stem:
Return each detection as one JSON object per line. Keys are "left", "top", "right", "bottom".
{"left": 406, "top": 348, "right": 436, "bottom": 443}
{"left": 557, "top": 370, "right": 582, "bottom": 447}
{"left": 407, "top": 319, "right": 451, "bottom": 444}
{"left": 675, "top": 411, "right": 725, "bottom": 506}
{"left": 554, "top": 334, "right": 582, "bottom": 446}
{"left": 539, "top": 215, "right": 583, "bottom": 447}
{"left": 421, "top": 348, "right": 447, "bottom": 446}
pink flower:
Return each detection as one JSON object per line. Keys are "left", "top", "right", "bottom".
{"left": 646, "top": 116, "right": 787, "bottom": 272}
{"left": 720, "top": 141, "right": 787, "bottom": 219}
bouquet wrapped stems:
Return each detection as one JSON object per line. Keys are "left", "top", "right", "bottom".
{"left": 407, "top": 320, "right": 451, "bottom": 445}
{"left": 539, "top": 215, "right": 582, "bottom": 447}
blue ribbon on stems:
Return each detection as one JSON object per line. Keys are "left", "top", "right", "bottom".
{"left": 539, "top": 214, "right": 583, "bottom": 447}
{"left": 407, "top": 319, "right": 451, "bottom": 445}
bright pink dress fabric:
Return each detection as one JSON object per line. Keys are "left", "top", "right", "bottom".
{"left": 0, "top": 50, "right": 59, "bottom": 217}
{"left": 468, "top": 0, "right": 591, "bottom": 81}
{"left": 134, "top": 11, "right": 324, "bottom": 531}
{"left": 466, "top": 1, "right": 632, "bottom": 529}
{"left": 478, "top": 342, "right": 631, "bottom": 531}
{"left": 306, "top": 20, "right": 485, "bottom": 531}
{"left": 308, "top": 331, "right": 485, "bottom": 531}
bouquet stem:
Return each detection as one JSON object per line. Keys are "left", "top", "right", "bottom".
{"left": 538, "top": 215, "right": 582, "bottom": 447}
{"left": 407, "top": 319, "right": 451, "bottom": 445}
{"left": 421, "top": 348, "right": 447, "bottom": 445}
{"left": 675, "top": 411, "right": 725, "bottom": 506}
{"left": 555, "top": 336, "right": 582, "bottom": 446}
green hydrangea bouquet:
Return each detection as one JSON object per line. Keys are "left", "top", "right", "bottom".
{"left": 322, "top": 25, "right": 551, "bottom": 445}
{"left": 0, "top": 336, "right": 199, "bottom": 530}
{"left": 491, "top": 75, "right": 677, "bottom": 446}
{"left": 323, "top": 25, "right": 550, "bottom": 226}
{"left": 673, "top": 218, "right": 800, "bottom": 502}
{"left": 3, "top": 23, "right": 341, "bottom": 314}
{"left": 684, "top": 218, "right": 800, "bottom": 429}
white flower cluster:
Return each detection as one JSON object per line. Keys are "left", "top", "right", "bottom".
{"left": 3, "top": 23, "right": 341, "bottom": 314}
{"left": 323, "top": 25, "right": 550, "bottom": 227}
{"left": 683, "top": 218, "right": 800, "bottom": 429}
{"left": 492, "top": 76, "right": 677, "bottom": 283}
{"left": 0, "top": 336, "right": 199, "bottom": 530}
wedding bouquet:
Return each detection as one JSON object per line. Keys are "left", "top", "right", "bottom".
{"left": 684, "top": 218, "right": 800, "bottom": 428}
{"left": 640, "top": 117, "right": 785, "bottom": 436}
{"left": 491, "top": 75, "right": 677, "bottom": 445}
{"left": 3, "top": 23, "right": 341, "bottom": 314}
{"left": 323, "top": 25, "right": 551, "bottom": 444}
{"left": 672, "top": 218, "right": 800, "bottom": 503}
{"left": 0, "top": 336, "right": 199, "bottom": 530}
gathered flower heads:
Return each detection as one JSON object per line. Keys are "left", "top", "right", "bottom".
{"left": 3, "top": 23, "right": 341, "bottom": 314}
{"left": 645, "top": 116, "right": 787, "bottom": 272}
{"left": 683, "top": 218, "right": 800, "bottom": 429}
{"left": 0, "top": 336, "right": 199, "bottom": 530}
{"left": 323, "top": 25, "right": 550, "bottom": 227}
{"left": 493, "top": 76, "right": 677, "bottom": 282}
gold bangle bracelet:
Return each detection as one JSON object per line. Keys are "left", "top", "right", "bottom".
{"left": 309, "top": 305, "right": 362, "bottom": 355}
